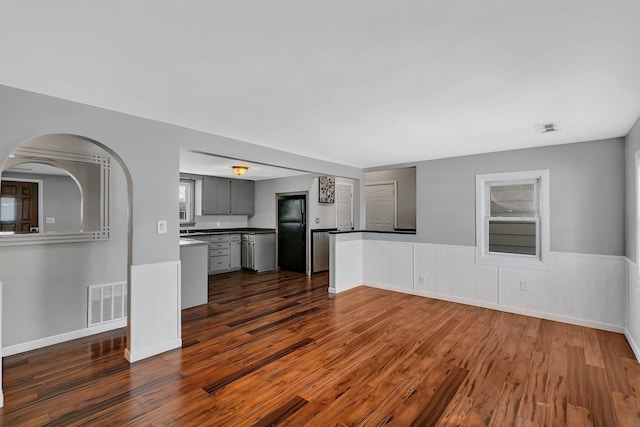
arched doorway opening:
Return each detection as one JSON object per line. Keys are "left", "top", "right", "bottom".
{"left": 0, "top": 134, "right": 133, "bottom": 407}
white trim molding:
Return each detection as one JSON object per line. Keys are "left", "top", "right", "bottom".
{"left": 475, "top": 169, "right": 551, "bottom": 270}
{"left": 625, "top": 257, "right": 640, "bottom": 361}
{"left": 2, "top": 318, "right": 126, "bottom": 357}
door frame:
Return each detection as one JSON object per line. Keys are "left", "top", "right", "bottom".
{"left": 0, "top": 176, "right": 44, "bottom": 233}
{"left": 335, "top": 182, "right": 354, "bottom": 231}
{"left": 276, "top": 191, "right": 309, "bottom": 275}
{"left": 365, "top": 180, "right": 398, "bottom": 230}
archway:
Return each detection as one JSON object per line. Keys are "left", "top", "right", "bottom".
{"left": 0, "top": 134, "right": 133, "bottom": 407}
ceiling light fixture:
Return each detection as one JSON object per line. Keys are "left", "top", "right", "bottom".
{"left": 231, "top": 165, "right": 249, "bottom": 176}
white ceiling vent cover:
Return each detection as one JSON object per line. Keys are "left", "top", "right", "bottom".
{"left": 534, "top": 121, "right": 562, "bottom": 134}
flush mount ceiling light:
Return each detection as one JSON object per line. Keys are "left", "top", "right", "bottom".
{"left": 231, "top": 165, "right": 249, "bottom": 176}
{"left": 534, "top": 121, "right": 562, "bottom": 134}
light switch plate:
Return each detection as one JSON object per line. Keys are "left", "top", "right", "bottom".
{"left": 157, "top": 220, "right": 167, "bottom": 234}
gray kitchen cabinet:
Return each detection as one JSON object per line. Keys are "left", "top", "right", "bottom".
{"left": 229, "top": 234, "right": 241, "bottom": 269}
{"left": 230, "top": 179, "right": 255, "bottom": 215}
{"left": 179, "top": 239, "right": 208, "bottom": 309}
{"left": 209, "top": 234, "right": 230, "bottom": 273}
{"left": 202, "top": 176, "right": 253, "bottom": 216}
{"left": 241, "top": 233, "right": 275, "bottom": 272}
{"left": 202, "top": 176, "right": 232, "bottom": 215}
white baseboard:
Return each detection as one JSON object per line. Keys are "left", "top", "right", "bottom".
{"left": 124, "top": 338, "right": 182, "bottom": 363}
{"left": 362, "top": 281, "right": 626, "bottom": 334}
{"left": 625, "top": 328, "right": 640, "bottom": 362}
{"left": 329, "top": 286, "right": 337, "bottom": 294}
{"left": 2, "top": 318, "right": 127, "bottom": 357}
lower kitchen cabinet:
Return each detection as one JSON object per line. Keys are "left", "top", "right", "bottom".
{"left": 180, "top": 230, "right": 273, "bottom": 275}
{"left": 241, "top": 233, "right": 275, "bottom": 272}
{"left": 230, "top": 235, "right": 241, "bottom": 269}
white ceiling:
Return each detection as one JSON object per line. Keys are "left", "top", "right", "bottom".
{"left": 180, "top": 150, "right": 309, "bottom": 180}
{"left": 1, "top": 1, "right": 639, "bottom": 168}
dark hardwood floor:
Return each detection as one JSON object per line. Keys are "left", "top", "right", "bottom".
{"left": 2, "top": 270, "right": 640, "bottom": 426}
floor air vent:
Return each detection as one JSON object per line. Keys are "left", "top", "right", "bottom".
{"left": 88, "top": 282, "right": 127, "bottom": 326}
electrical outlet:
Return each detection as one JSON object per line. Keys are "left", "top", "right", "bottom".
{"left": 419, "top": 276, "right": 425, "bottom": 285}
{"left": 520, "top": 280, "right": 528, "bottom": 291}
{"left": 46, "top": 217, "right": 55, "bottom": 224}
{"left": 315, "top": 218, "right": 320, "bottom": 224}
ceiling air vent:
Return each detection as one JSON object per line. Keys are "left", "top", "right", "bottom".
{"left": 534, "top": 121, "right": 561, "bottom": 134}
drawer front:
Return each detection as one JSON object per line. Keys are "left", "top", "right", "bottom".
{"left": 210, "top": 235, "right": 230, "bottom": 243}
{"left": 210, "top": 255, "right": 230, "bottom": 270}
{"left": 210, "top": 242, "right": 229, "bottom": 250}
{"left": 229, "top": 234, "right": 241, "bottom": 242}
{"left": 210, "top": 248, "right": 230, "bottom": 256}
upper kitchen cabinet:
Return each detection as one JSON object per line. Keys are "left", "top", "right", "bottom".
{"left": 202, "top": 176, "right": 231, "bottom": 215}
{"left": 202, "top": 176, "right": 254, "bottom": 216}
{"left": 231, "top": 180, "right": 255, "bottom": 215}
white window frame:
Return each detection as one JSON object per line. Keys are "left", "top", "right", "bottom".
{"left": 179, "top": 179, "right": 195, "bottom": 225}
{"left": 475, "top": 169, "right": 551, "bottom": 270}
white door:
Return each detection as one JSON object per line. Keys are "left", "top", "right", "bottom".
{"left": 366, "top": 183, "right": 395, "bottom": 231}
{"left": 336, "top": 183, "right": 353, "bottom": 231}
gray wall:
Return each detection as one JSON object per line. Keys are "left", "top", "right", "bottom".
{"left": 0, "top": 160, "right": 128, "bottom": 346}
{"left": 3, "top": 172, "right": 82, "bottom": 233}
{"left": 0, "top": 84, "right": 360, "bottom": 348}
{"left": 626, "top": 116, "right": 640, "bottom": 261}
{"left": 365, "top": 167, "right": 416, "bottom": 229}
{"left": 416, "top": 138, "right": 625, "bottom": 256}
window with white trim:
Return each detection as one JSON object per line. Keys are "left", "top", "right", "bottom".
{"left": 475, "top": 170, "right": 550, "bottom": 269}
{"left": 179, "top": 179, "right": 195, "bottom": 224}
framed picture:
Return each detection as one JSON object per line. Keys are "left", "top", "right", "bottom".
{"left": 318, "top": 176, "right": 335, "bottom": 203}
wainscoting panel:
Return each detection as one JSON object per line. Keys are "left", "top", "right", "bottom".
{"left": 332, "top": 239, "right": 363, "bottom": 293}
{"left": 127, "top": 260, "right": 182, "bottom": 363}
{"left": 413, "top": 244, "right": 499, "bottom": 303}
{"left": 627, "top": 258, "right": 640, "bottom": 360}
{"left": 604, "top": 257, "right": 627, "bottom": 326}
{"left": 1, "top": 281, "right": 3, "bottom": 408}
{"left": 363, "top": 240, "right": 414, "bottom": 291}
{"left": 500, "top": 253, "right": 626, "bottom": 327}
{"left": 334, "top": 236, "right": 628, "bottom": 333}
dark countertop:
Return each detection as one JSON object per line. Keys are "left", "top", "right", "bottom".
{"left": 179, "top": 227, "right": 276, "bottom": 237}
{"left": 329, "top": 229, "right": 416, "bottom": 235}
{"left": 179, "top": 238, "right": 209, "bottom": 247}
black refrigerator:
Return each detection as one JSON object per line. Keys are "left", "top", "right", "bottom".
{"left": 277, "top": 196, "right": 306, "bottom": 273}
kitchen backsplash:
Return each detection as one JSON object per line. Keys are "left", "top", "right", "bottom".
{"left": 183, "top": 215, "right": 249, "bottom": 230}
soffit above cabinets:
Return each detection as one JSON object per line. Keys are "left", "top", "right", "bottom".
{"left": 179, "top": 150, "right": 310, "bottom": 181}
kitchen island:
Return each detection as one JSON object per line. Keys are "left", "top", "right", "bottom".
{"left": 179, "top": 238, "right": 209, "bottom": 309}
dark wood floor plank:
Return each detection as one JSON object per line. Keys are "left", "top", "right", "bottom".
{"left": 1, "top": 270, "right": 639, "bottom": 426}
{"left": 250, "top": 395, "right": 308, "bottom": 427}
{"left": 202, "top": 337, "right": 315, "bottom": 394}
{"left": 410, "top": 366, "right": 468, "bottom": 427}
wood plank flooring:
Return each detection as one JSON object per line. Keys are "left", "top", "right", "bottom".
{"left": 2, "top": 270, "right": 640, "bottom": 426}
